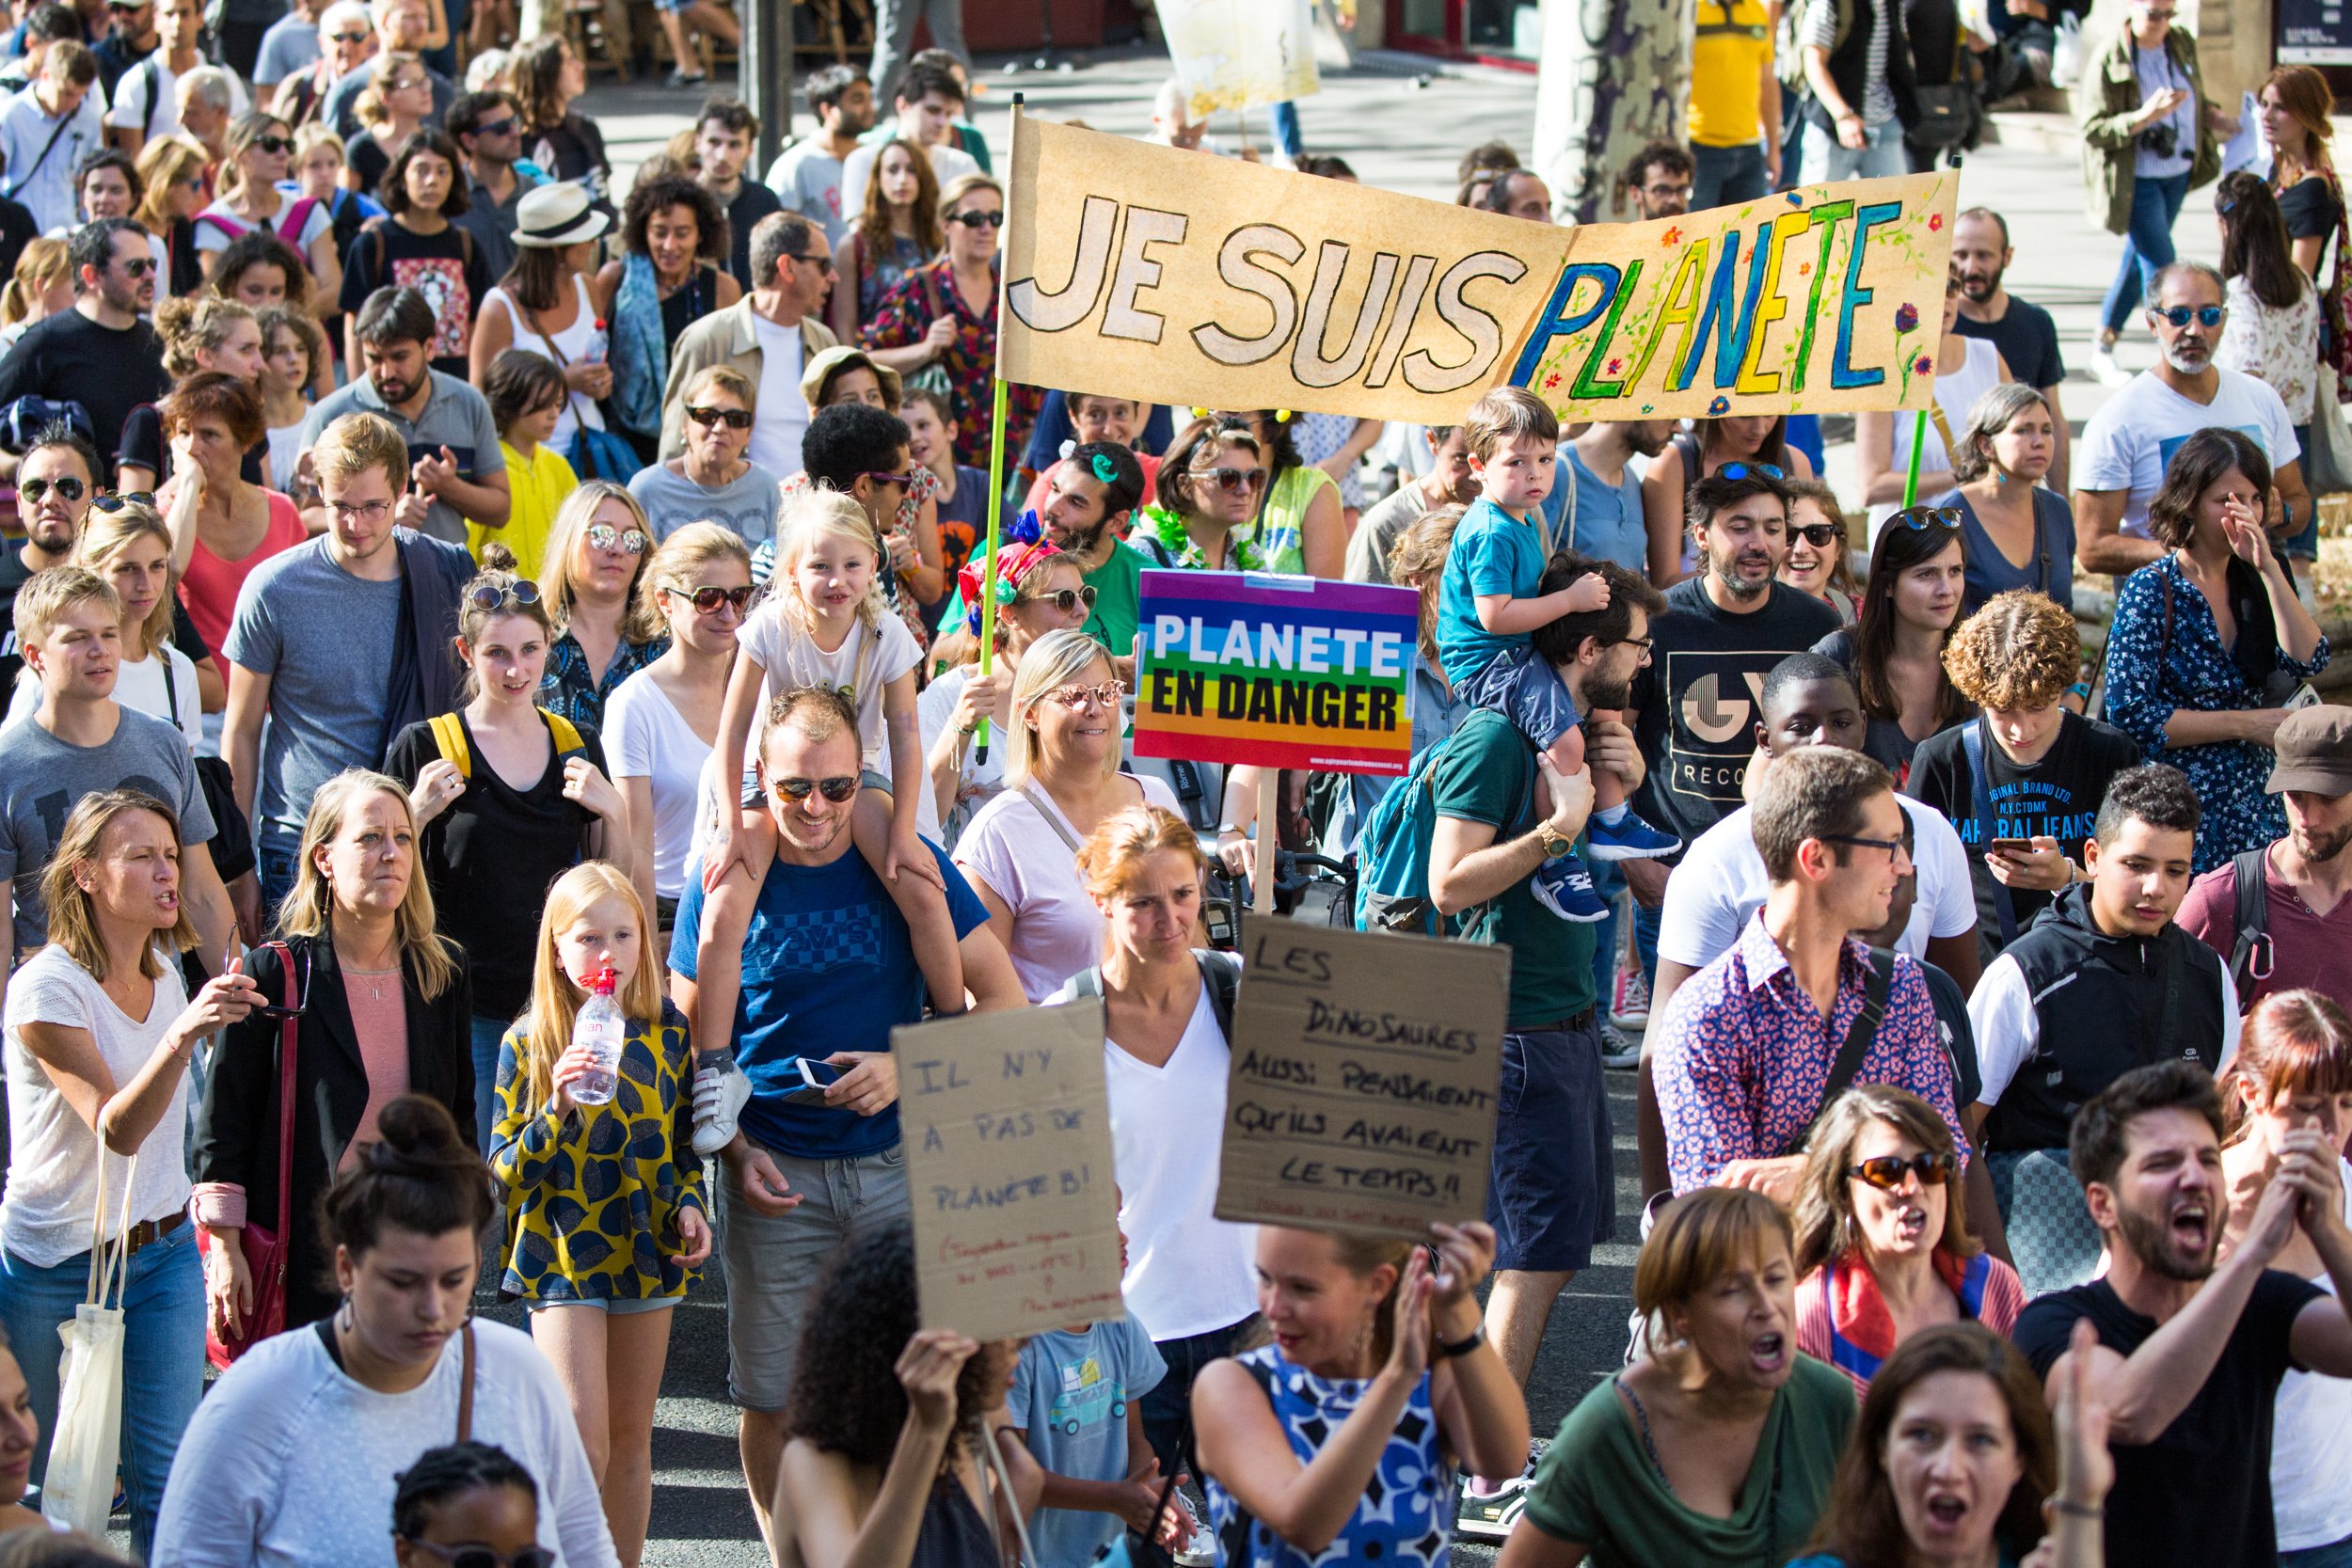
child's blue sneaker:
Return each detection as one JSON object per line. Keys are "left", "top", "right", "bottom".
{"left": 1586, "top": 810, "right": 1681, "bottom": 863}
{"left": 1531, "top": 851, "right": 1612, "bottom": 923}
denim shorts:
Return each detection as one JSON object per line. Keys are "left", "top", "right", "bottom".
{"left": 524, "top": 1293, "right": 682, "bottom": 1315}
{"left": 1458, "top": 644, "right": 1582, "bottom": 752}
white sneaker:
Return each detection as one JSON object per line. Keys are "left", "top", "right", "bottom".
{"left": 2089, "top": 342, "right": 2131, "bottom": 387}
{"left": 691, "top": 1056, "right": 753, "bottom": 1157}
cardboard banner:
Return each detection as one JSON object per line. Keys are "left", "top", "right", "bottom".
{"left": 1001, "top": 116, "right": 1956, "bottom": 426}
{"left": 1216, "top": 924, "right": 1510, "bottom": 1240}
{"left": 1133, "top": 568, "right": 1418, "bottom": 775}
{"left": 1159, "top": 0, "right": 1318, "bottom": 118}
{"left": 897, "top": 1001, "right": 1127, "bottom": 1342}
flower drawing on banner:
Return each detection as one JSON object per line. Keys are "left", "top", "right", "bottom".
{"left": 1894, "top": 302, "right": 1919, "bottom": 334}
{"left": 1708, "top": 395, "right": 1731, "bottom": 416}
{"left": 1915, "top": 355, "right": 1934, "bottom": 374}
{"left": 1543, "top": 372, "right": 1562, "bottom": 390}
{"left": 1928, "top": 212, "right": 1944, "bottom": 231}
{"left": 1661, "top": 226, "right": 1683, "bottom": 245}
{"left": 1606, "top": 357, "right": 1624, "bottom": 376}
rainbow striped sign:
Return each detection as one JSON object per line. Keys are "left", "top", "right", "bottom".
{"left": 1134, "top": 570, "right": 1419, "bottom": 775}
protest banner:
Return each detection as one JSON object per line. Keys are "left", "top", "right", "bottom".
{"left": 1159, "top": 0, "right": 1318, "bottom": 119}
{"left": 1216, "top": 923, "right": 1510, "bottom": 1240}
{"left": 897, "top": 1000, "right": 1127, "bottom": 1343}
{"left": 999, "top": 116, "right": 1956, "bottom": 427}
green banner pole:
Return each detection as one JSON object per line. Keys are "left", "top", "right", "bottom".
{"left": 973, "top": 93, "right": 1024, "bottom": 767}
{"left": 1901, "top": 408, "right": 1928, "bottom": 508}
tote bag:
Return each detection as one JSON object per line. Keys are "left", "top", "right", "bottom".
{"left": 40, "top": 1153, "right": 137, "bottom": 1536}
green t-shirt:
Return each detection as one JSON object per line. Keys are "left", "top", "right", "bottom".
{"left": 1523, "top": 1354, "right": 1856, "bottom": 1568}
{"left": 1082, "top": 541, "right": 1146, "bottom": 657}
{"left": 1425, "top": 708, "right": 1597, "bottom": 1030}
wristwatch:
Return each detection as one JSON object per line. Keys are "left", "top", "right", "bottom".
{"left": 1537, "top": 821, "right": 1573, "bottom": 860}
{"left": 1435, "top": 1323, "right": 1486, "bottom": 1359}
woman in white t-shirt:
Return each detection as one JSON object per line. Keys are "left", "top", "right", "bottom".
{"left": 607, "top": 523, "right": 752, "bottom": 933}
{"left": 916, "top": 535, "right": 1095, "bottom": 847}
{"left": 955, "top": 630, "right": 1179, "bottom": 1003}
{"left": 0, "top": 789, "right": 261, "bottom": 1557}
{"left": 1047, "top": 803, "right": 1256, "bottom": 1480}
{"left": 194, "top": 111, "right": 342, "bottom": 301}
{"left": 1856, "top": 271, "right": 2011, "bottom": 540}
{"left": 8, "top": 500, "right": 203, "bottom": 748}
{"left": 152, "top": 1095, "right": 620, "bottom": 1568}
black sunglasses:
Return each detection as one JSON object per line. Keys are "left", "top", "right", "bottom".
{"left": 251, "top": 135, "right": 293, "bottom": 154}
{"left": 472, "top": 117, "right": 517, "bottom": 136}
{"left": 326, "top": 28, "right": 369, "bottom": 40}
{"left": 948, "top": 209, "right": 1005, "bottom": 228}
{"left": 786, "top": 252, "right": 836, "bottom": 274}
{"left": 769, "top": 775, "right": 860, "bottom": 803}
{"left": 684, "top": 583, "right": 755, "bottom": 613}
{"left": 1845, "top": 1151, "right": 1957, "bottom": 1192}
{"left": 247, "top": 945, "right": 310, "bottom": 1022}
{"left": 89, "top": 491, "right": 156, "bottom": 513}
{"left": 1791, "top": 523, "right": 1844, "bottom": 547}
{"left": 466, "top": 579, "right": 543, "bottom": 610}
{"left": 19, "top": 476, "right": 87, "bottom": 503}
{"left": 687, "top": 404, "right": 754, "bottom": 430}
{"left": 119, "top": 257, "right": 153, "bottom": 278}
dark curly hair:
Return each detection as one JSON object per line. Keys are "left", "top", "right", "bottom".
{"left": 622, "top": 173, "right": 727, "bottom": 266}
{"left": 208, "top": 229, "right": 312, "bottom": 313}
{"left": 783, "top": 1222, "right": 1009, "bottom": 1472}
{"left": 2145, "top": 425, "right": 2270, "bottom": 550}
{"left": 393, "top": 1442, "right": 538, "bottom": 1541}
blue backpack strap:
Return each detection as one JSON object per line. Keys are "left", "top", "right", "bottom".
{"left": 1960, "top": 720, "right": 2016, "bottom": 947}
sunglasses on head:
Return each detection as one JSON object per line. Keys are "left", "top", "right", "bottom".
{"left": 1045, "top": 678, "right": 1127, "bottom": 710}
{"left": 1845, "top": 1151, "right": 1957, "bottom": 1192}
{"left": 687, "top": 404, "right": 754, "bottom": 430}
{"left": 466, "top": 578, "right": 542, "bottom": 610}
{"left": 90, "top": 491, "right": 156, "bottom": 513}
{"left": 948, "top": 209, "right": 1005, "bottom": 228}
{"left": 770, "top": 774, "right": 860, "bottom": 802}
{"left": 1893, "top": 505, "right": 1964, "bottom": 531}
{"left": 1719, "top": 462, "right": 1785, "bottom": 482}
{"left": 401, "top": 1544, "right": 556, "bottom": 1568}
{"left": 1027, "top": 584, "right": 1099, "bottom": 615}
{"left": 683, "top": 583, "right": 754, "bottom": 613}
{"left": 584, "top": 523, "right": 649, "bottom": 554}
{"left": 1791, "top": 523, "right": 1843, "bottom": 547}
{"left": 1202, "top": 466, "right": 1265, "bottom": 495}
{"left": 19, "top": 476, "right": 86, "bottom": 503}
{"left": 2150, "top": 304, "right": 2224, "bottom": 328}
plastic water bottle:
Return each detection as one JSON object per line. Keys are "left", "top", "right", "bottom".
{"left": 570, "top": 968, "right": 624, "bottom": 1106}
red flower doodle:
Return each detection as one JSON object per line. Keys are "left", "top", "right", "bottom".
{"left": 1661, "top": 226, "right": 1683, "bottom": 245}
{"left": 1915, "top": 355, "right": 1934, "bottom": 374}
{"left": 1544, "top": 372, "right": 1562, "bottom": 390}
{"left": 1928, "top": 213, "right": 1944, "bottom": 232}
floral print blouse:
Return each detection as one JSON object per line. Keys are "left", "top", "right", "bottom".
{"left": 2216, "top": 275, "right": 2320, "bottom": 425}
{"left": 862, "top": 256, "right": 1043, "bottom": 470}
{"left": 541, "top": 627, "right": 671, "bottom": 731}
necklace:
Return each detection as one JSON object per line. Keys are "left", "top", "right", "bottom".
{"left": 344, "top": 955, "right": 401, "bottom": 1003}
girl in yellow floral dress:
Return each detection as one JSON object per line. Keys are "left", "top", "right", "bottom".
{"left": 489, "top": 861, "right": 708, "bottom": 1568}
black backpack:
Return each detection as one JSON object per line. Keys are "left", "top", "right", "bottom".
{"left": 2225, "top": 847, "right": 2271, "bottom": 1013}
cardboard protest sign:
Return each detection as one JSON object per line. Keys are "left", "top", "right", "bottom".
{"left": 898, "top": 1001, "right": 1126, "bottom": 1342}
{"left": 1216, "top": 924, "right": 1510, "bottom": 1239}
{"left": 1159, "top": 0, "right": 1318, "bottom": 119}
{"left": 1001, "top": 116, "right": 1956, "bottom": 426}
{"left": 1133, "top": 568, "right": 1419, "bottom": 775}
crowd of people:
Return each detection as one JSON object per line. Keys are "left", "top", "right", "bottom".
{"left": 0, "top": 1, "right": 2334, "bottom": 1565}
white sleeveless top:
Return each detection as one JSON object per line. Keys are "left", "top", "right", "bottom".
{"left": 485, "top": 272, "right": 608, "bottom": 451}
{"left": 1867, "top": 334, "right": 2002, "bottom": 540}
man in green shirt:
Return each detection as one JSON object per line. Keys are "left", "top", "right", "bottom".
{"left": 1038, "top": 439, "right": 1148, "bottom": 666}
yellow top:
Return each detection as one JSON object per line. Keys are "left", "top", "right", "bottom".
{"left": 1689, "top": 0, "right": 1775, "bottom": 150}
{"left": 473, "top": 440, "right": 580, "bottom": 578}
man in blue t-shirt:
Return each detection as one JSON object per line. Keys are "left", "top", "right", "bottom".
{"left": 668, "top": 684, "right": 1021, "bottom": 1540}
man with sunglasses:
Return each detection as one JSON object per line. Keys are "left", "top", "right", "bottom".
{"left": 659, "top": 211, "right": 839, "bottom": 472}
{"left": 447, "top": 87, "right": 539, "bottom": 283}
{"left": 1966, "top": 768, "right": 2236, "bottom": 1262}
{"left": 0, "top": 217, "right": 167, "bottom": 479}
{"left": 320, "top": 0, "right": 452, "bottom": 141}
{"left": 2074, "top": 261, "right": 2309, "bottom": 575}
{"left": 0, "top": 425, "right": 99, "bottom": 698}
{"left": 1652, "top": 745, "right": 1965, "bottom": 1204}
{"left": 670, "top": 686, "right": 1020, "bottom": 1539}
{"left": 89, "top": 0, "right": 154, "bottom": 99}
{"left": 1034, "top": 438, "right": 1147, "bottom": 660}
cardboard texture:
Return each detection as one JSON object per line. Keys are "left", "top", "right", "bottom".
{"left": 898, "top": 1001, "right": 1127, "bottom": 1341}
{"left": 1216, "top": 924, "right": 1510, "bottom": 1239}
{"left": 1158, "top": 0, "right": 1319, "bottom": 117}
{"left": 1001, "top": 116, "right": 1958, "bottom": 425}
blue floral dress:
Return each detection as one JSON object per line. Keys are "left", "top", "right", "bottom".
{"left": 1204, "top": 1346, "right": 1454, "bottom": 1568}
{"left": 2103, "top": 552, "right": 2328, "bottom": 871}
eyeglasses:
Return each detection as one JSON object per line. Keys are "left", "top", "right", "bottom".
{"left": 119, "top": 257, "right": 153, "bottom": 278}
{"left": 683, "top": 583, "right": 755, "bottom": 613}
{"left": 1026, "top": 585, "right": 1098, "bottom": 615}
{"left": 1608, "top": 632, "right": 1654, "bottom": 650}
{"left": 251, "top": 135, "right": 293, "bottom": 154}
{"left": 1791, "top": 523, "right": 1844, "bottom": 548}
{"left": 1892, "top": 506, "right": 1963, "bottom": 531}
{"left": 862, "top": 469, "right": 914, "bottom": 490}
{"left": 769, "top": 774, "right": 860, "bottom": 802}
{"left": 1719, "top": 462, "right": 1785, "bottom": 482}
{"left": 246, "top": 945, "right": 310, "bottom": 1022}
{"left": 88, "top": 491, "right": 155, "bottom": 513}
{"left": 1202, "top": 467, "right": 1265, "bottom": 495}
{"left": 584, "top": 524, "right": 650, "bottom": 554}
{"left": 472, "top": 117, "right": 517, "bottom": 136}
{"left": 466, "top": 578, "right": 542, "bottom": 610}
{"left": 1823, "top": 832, "right": 1908, "bottom": 858}
{"left": 687, "top": 404, "right": 754, "bottom": 430}
{"left": 786, "top": 252, "right": 836, "bottom": 275}
{"left": 19, "top": 476, "right": 87, "bottom": 503}
{"left": 1045, "top": 679, "right": 1128, "bottom": 710}
{"left": 1845, "top": 1151, "right": 1957, "bottom": 1192}
{"left": 948, "top": 209, "right": 1005, "bottom": 228}
{"left": 399, "top": 1544, "right": 556, "bottom": 1568}
{"left": 329, "top": 498, "right": 393, "bottom": 524}
{"left": 2149, "top": 304, "right": 2224, "bottom": 328}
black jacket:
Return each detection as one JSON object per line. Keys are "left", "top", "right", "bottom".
{"left": 192, "top": 932, "right": 474, "bottom": 1329}
{"left": 1804, "top": 0, "right": 1920, "bottom": 133}
{"left": 380, "top": 530, "right": 475, "bottom": 763}
{"left": 1982, "top": 885, "right": 2227, "bottom": 1153}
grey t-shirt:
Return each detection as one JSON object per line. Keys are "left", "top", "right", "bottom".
{"left": 222, "top": 539, "right": 404, "bottom": 857}
{"left": 251, "top": 12, "right": 320, "bottom": 85}
{"left": 0, "top": 705, "right": 215, "bottom": 954}
{"left": 296, "top": 372, "right": 502, "bottom": 546}
{"left": 765, "top": 141, "right": 848, "bottom": 248}
{"left": 628, "top": 461, "right": 783, "bottom": 546}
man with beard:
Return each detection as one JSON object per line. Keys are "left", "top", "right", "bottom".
{"left": 0, "top": 218, "right": 167, "bottom": 479}
{"left": 294, "top": 286, "right": 508, "bottom": 546}
{"left": 1345, "top": 423, "right": 1479, "bottom": 585}
{"left": 1479, "top": 167, "right": 1553, "bottom": 224}
{"left": 2016, "top": 1058, "right": 2352, "bottom": 1568}
{"left": 670, "top": 685, "right": 1018, "bottom": 1539}
{"left": 1619, "top": 142, "right": 1692, "bottom": 220}
{"left": 2074, "top": 261, "right": 2310, "bottom": 574}
{"left": 2182, "top": 705, "right": 2352, "bottom": 1017}
{"left": 1967, "top": 765, "right": 2237, "bottom": 1297}
{"left": 0, "top": 427, "right": 99, "bottom": 695}
{"left": 1429, "top": 553, "right": 1654, "bottom": 1535}
{"left": 1034, "top": 438, "right": 1147, "bottom": 660}
{"left": 1951, "top": 208, "right": 2070, "bottom": 490}
{"left": 765, "top": 65, "right": 874, "bottom": 250}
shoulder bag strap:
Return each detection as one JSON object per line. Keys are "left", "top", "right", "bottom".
{"left": 0, "top": 112, "right": 73, "bottom": 201}
{"left": 455, "top": 1320, "right": 475, "bottom": 1441}
{"left": 2150, "top": 930, "right": 2195, "bottom": 1067}
{"left": 1780, "top": 949, "right": 1896, "bottom": 1157}
{"left": 158, "top": 646, "right": 180, "bottom": 732}
{"left": 1959, "top": 721, "right": 2017, "bottom": 946}
{"left": 265, "top": 940, "right": 298, "bottom": 1245}
{"left": 1015, "top": 782, "right": 1085, "bottom": 854}
{"left": 2228, "top": 847, "right": 2271, "bottom": 1008}
{"left": 1198, "top": 950, "right": 1241, "bottom": 1038}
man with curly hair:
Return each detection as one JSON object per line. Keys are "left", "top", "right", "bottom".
{"left": 1906, "top": 589, "right": 2140, "bottom": 961}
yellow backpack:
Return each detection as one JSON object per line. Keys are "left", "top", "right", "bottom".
{"left": 424, "top": 708, "right": 589, "bottom": 779}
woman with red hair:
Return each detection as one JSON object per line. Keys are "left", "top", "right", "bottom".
{"left": 2259, "top": 65, "right": 2342, "bottom": 282}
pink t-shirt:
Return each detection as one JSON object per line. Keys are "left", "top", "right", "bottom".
{"left": 339, "top": 966, "right": 410, "bottom": 1168}
{"left": 176, "top": 488, "right": 307, "bottom": 654}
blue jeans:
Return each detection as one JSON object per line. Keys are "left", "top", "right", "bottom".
{"left": 1269, "top": 101, "right": 1303, "bottom": 160}
{"left": 0, "top": 1223, "right": 204, "bottom": 1559}
{"left": 2283, "top": 1535, "right": 2352, "bottom": 1568}
{"left": 1797, "top": 117, "right": 1908, "bottom": 182}
{"left": 1691, "top": 142, "right": 1769, "bottom": 210}
{"left": 469, "top": 1013, "right": 510, "bottom": 1154}
{"left": 1588, "top": 860, "right": 1622, "bottom": 1006}
{"left": 1139, "top": 1314, "right": 1258, "bottom": 1481}
{"left": 2100, "top": 170, "right": 2190, "bottom": 335}
{"left": 1632, "top": 895, "right": 1663, "bottom": 988}
{"left": 256, "top": 843, "right": 298, "bottom": 931}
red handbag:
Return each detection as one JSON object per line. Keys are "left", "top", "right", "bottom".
{"left": 199, "top": 941, "right": 298, "bottom": 1370}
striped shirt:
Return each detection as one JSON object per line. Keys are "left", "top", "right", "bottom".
{"left": 1803, "top": 0, "right": 1896, "bottom": 126}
